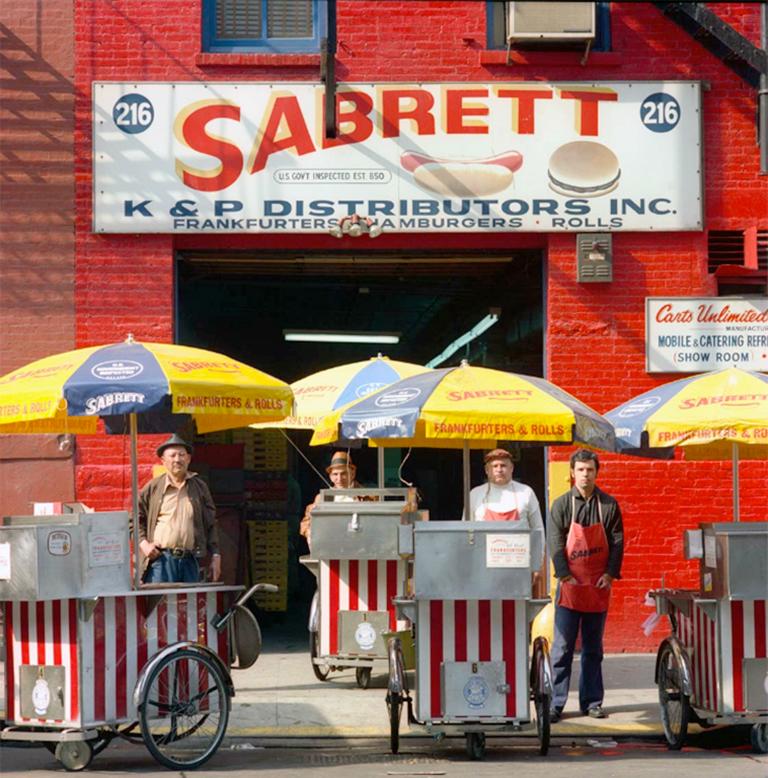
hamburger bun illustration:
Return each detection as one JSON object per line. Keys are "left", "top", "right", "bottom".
{"left": 401, "top": 150, "right": 523, "bottom": 197}
{"left": 547, "top": 141, "right": 620, "bottom": 198}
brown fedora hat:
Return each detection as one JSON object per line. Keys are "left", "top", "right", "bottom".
{"left": 326, "top": 450, "right": 355, "bottom": 474}
{"left": 156, "top": 433, "right": 193, "bottom": 458}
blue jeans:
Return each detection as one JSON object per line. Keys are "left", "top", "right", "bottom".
{"left": 143, "top": 551, "right": 200, "bottom": 583}
{"left": 551, "top": 602, "right": 608, "bottom": 713}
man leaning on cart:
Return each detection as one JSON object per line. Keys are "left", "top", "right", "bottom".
{"left": 138, "top": 433, "right": 222, "bottom": 584}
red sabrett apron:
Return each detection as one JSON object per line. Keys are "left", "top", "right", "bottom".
{"left": 481, "top": 483, "right": 519, "bottom": 522}
{"left": 557, "top": 495, "right": 611, "bottom": 613}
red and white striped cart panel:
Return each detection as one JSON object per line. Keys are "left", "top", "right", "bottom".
{"left": 414, "top": 598, "right": 529, "bottom": 722}
{"left": 319, "top": 559, "right": 409, "bottom": 657}
{"left": 670, "top": 597, "right": 768, "bottom": 715}
{"left": 3, "top": 587, "right": 232, "bottom": 728}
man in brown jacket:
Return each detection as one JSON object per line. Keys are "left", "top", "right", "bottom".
{"left": 138, "top": 433, "right": 221, "bottom": 583}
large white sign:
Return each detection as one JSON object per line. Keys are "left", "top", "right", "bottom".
{"left": 93, "top": 81, "right": 702, "bottom": 234}
{"left": 646, "top": 297, "right": 768, "bottom": 372}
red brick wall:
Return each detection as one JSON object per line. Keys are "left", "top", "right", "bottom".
{"left": 0, "top": 1, "right": 76, "bottom": 512}
{"left": 70, "top": 2, "right": 767, "bottom": 650}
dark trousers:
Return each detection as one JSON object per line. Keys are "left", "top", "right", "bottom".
{"left": 551, "top": 603, "right": 608, "bottom": 713}
{"left": 143, "top": 551, "right": 199, "bottom": 583}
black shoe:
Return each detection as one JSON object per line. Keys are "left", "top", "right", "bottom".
{"left": 587, "top": 705, "right": 607, "bottom": 719}
{"left": 550, "top": 708, "right": 563, "bottom": 723}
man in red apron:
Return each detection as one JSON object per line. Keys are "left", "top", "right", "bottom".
{"left": 465, "top": 448, "right": 545, "bottom": 573}
{"left": 548, "top": 449, "right": 624, "bottom": 722}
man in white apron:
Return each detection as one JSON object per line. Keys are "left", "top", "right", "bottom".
{"left": 548, "top": 449, "right": 624, "bottom": 722}
{"left": 465, "top": 448, "right": 545, "bottom": 571}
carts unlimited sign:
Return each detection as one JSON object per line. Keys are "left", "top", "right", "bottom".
{"left": 93, "top": 82, "right": 702, "bottom": 233}
{"left": 646, "top": 297, "right": 768, "bottom": 372}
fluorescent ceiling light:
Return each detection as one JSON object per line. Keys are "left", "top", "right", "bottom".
{"left": 284, "top": 330, "right": 400, "bottom": 344}
{"left": 426, "top": 310, "right": 500, "bottom": 368}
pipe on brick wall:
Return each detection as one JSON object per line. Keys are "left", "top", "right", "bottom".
{"left": 761, "top": 2, "right": 767, "bottom": 174}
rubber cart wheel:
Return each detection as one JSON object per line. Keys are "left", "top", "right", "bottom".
{"left": 386, "top": 638, "right": 408, "bottom": 754}
{"left": 55, "top": 740, "right": 93, "bottom": 772}
{"left": 140, "top": 647, "right": 229, "bottom": 770}
{"left": 465, "top": 732, "right": 486, "bottom": 761}
{"left": 657, "top": 644, "right": 690, "bottom": 750}
{"left": 531, "top": 639, "right": 552, "bottom": 756}
{"left": 750, "top": 723, "right": 768, "bottom": 754}
{"left": 356, "top": 667, "right": 372, "bottom": 689}
{"left": 310, "top": 630, "right": 330, "bottom": 681}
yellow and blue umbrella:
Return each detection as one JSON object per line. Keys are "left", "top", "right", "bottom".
{"left": 605, "top": 367, "right": 768, "bottom": 520}
{"left": 0, "top": 335, "right": 294, "bottom": 585}
{"left": 311, "top": 361, "right": 616, "bottom": 519}
{"left": 254, "top": 355, "right": 427, "bottom": 431}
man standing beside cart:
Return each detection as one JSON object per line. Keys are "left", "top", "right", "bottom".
{"left": 548, "top": 449, "right": 624, "bottom": 722}
{"left": 138, "top": 433, "right": 222, "bottom": 583}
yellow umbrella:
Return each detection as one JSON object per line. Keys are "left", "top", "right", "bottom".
{"left": 606, "top": 366, "right": 768, "bottom": 520}
{"left": 252, "top": 355, "right": 427, "bottom": 485}
{"left": 312, "top": 361, "right": 616, "bottom": 519}
{"left": 0, "top": 335, "right": 294, "bottom": 585}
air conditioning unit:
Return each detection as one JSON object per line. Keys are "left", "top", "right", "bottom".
{"left": 507, "top": 2, "right": 596, "bottom": 42}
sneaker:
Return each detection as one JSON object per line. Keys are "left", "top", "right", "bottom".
{"left": 550, "top": 708, "right": 563, "bottom": 723}
{"left": 587, "top": 705, "right": 607, "bottom": 719}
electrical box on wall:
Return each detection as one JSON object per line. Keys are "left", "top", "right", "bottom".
{"left": 507, "top": 2, "right": 596, "bottom": 41}
{"left": 577, "top": 233, "right": 613, "bottom": 282}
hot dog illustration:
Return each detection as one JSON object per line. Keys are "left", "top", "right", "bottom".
{"left": 400, "top": 150, "right": 523, "bottom": 196}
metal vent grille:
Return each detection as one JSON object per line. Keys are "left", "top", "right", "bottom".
{"left": 708, "top": 230, "right": 768, "bottom": 273}
{"left": 216, "top": 0, "right": 262, "bottom": 39}
{"left": 268, "top": 0, "right": 312, "bottom": 38}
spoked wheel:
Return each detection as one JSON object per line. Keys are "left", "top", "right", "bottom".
{"left": 356, "top": 666, "right": 372, "bottom": 689}
{"left": 55, "top": 740, "right": 93, "bottom": 772}
{"left": 386, "top": 637, "right": 408, "bottom": 754}
{"left": 310, "top": 630, "right": 330, "bottom": 681}
{"left": 531, "top": 639, "right": 552, "bottom": 756}
{"left": 139, "top": 647, "right": 230, "bottom": 770}
{"left": 657, "top": 645, "right": 690, "bottom": 750}
{"left": 750, "top": 723, "right": 768, "bottom": 754}
{"left": 465, "top": 732, "right": 486, "bottom": 761}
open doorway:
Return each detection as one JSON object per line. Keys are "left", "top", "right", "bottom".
{"left": 177, "top": 251, "right": 544, "bottom": 617}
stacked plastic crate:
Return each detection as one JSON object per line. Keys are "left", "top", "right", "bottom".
{"left": 234, "top": 427, "right": 290, "bottom": 612}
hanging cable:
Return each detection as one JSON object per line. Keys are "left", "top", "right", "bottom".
{"left": 277, "top": 428, "right": 331, "bottom": 487}
{"left": 398, "top": 447, "right": 414, "bottom": 487}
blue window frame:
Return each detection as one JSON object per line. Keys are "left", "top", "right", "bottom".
{"left": 202, "top": 0, "right": 327, "bottom": 53}
{"left": 486, "top": 2, "right": 612, "bottom": 52}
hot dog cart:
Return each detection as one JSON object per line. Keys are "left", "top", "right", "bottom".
{"left": 0, "top": 510, "right": 270, "bottom": 771}
{"left": 302, "top": 488, "right": 420, "bottom": 689}
{"left": 650, "top": 521, "right": 768, "bottom": 753}
{"left": 387, "top": 520, "right": 552, "bottom": 759}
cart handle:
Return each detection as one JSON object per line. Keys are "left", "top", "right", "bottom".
{"left": 210, "top": 583, "right": 279, "bottom": 631}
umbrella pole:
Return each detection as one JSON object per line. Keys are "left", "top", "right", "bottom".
{"left": 732, "top": 441, "right": 740, "bottom": 522}
{"left": 377, "top": 447, "right": 385, "bottom": 488}
{"left": 130, "top": 412, "right": 141, "bottom": 588}
{"left": 462, "top": 440, "right": 471, "bottom": 521}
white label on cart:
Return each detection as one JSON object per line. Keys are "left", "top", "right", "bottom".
{"left": 486, "top": 533, "right": 530, "bottom": 568}
{"left": 354, "top": 621, "right": 377, "bottom": 651}
{"left": 0, "top": 542, "right": 11, "bottom": 580}
{"left": 32, "top": 677, "right": 51, "bottom": 716}
{"left": 47, "top": 530, "right": 71, "bottom": 556}
{"left": 88, "top": 531, "right": 125, "bottom": 567}
{"left": 704, "top": 535, "right": 717, "bottom": 569}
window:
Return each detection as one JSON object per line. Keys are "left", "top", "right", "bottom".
{"left": 486, "top": 1, "right": 612, "bottom": 52}
{"left": 202, "top": 0, "right": 326, "bottom": 53}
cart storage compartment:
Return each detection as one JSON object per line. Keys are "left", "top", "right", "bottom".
{"left": 0, "top": 512, "right": 131, "bottom": 600}
{"left": 442, "top": 661, "right": 508, "bottom": 718}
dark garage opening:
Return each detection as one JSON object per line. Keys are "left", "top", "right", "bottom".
{"left": 177, "top": 251, "right": 544, "bottom": 614}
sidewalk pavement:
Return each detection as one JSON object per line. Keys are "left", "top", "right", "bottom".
{"left": 227, "top": 617, "right": 666, "bottom": 739}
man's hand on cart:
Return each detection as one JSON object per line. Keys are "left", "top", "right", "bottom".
{"left": 140, "top": 538, "right": 162, "bottom": 561}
